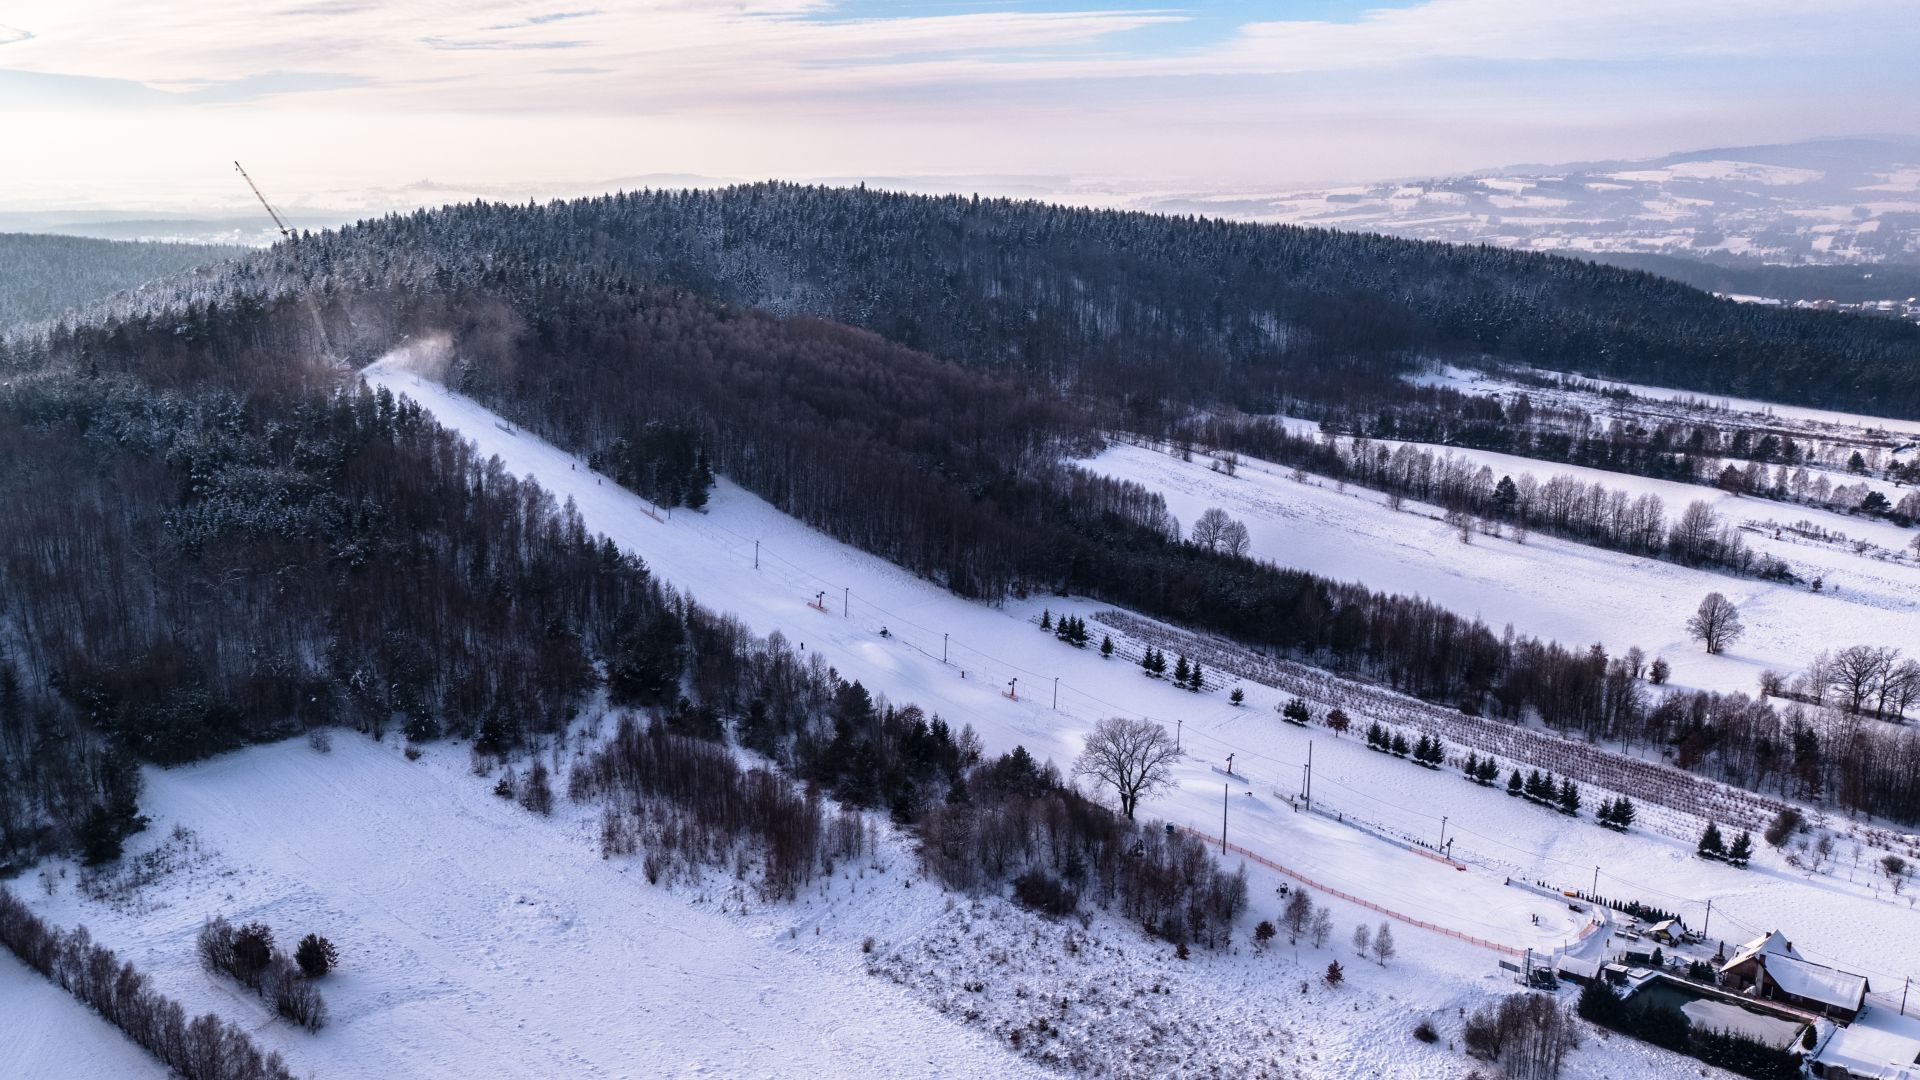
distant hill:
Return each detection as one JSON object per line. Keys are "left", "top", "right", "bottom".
{"left": 1130, "top": 136, "right": 1920, "bottom": 269}
{"left": 0, "top": 233, "right": 248, "bottom": 333}
{"left": 197, "top": 182, "right": 1920, "bottom": 415}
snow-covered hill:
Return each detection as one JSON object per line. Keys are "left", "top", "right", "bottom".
{"left": 1133, "top": 137, "right": 1920, "bottom": 268}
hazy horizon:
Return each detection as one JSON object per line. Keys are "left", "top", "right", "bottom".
{"left": 5, "top": 1, "right": 1918, "bottom": 217}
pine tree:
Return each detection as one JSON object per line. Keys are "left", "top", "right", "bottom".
{"left": 1612, "top": 797, "right": 1635, "bottom": 831}
{"left": 1188, "top": 661, "right": 1205, "bottom": 692}
{"left": 1475, "top": 757, "right": 1500, "bottom": 786}
{"left": 1727, "top": 830, "right": 1753, "bottom": 868}
{"left": 1324, "top": 960, "right": 1344, "bottom": 987}
{"left": 1463, "top": 751, "right": 1480, "bottom": 780}
{"left": 1698, "top": 822, "right": 1726, "bottom": 860}
{"left": 1230, "top": 687, "right": 1245, "bottom": 707}
{"left": 1100, "top": 635, "right": 1114, "bottom": 658}
{"left": 685, "top": 449, "right": 713, "bottom": 510}
{"left": 1173, "top": 654, "right": 1190, "bottom": 686}
{"left": 1558, "top": 778, "right": 1581, "bottom": 817}
{"left": 295, "top": 934, "right": 338, "bottom": 978}
{"left": 1040, "top": 608, "right": 1052, "bottom": 631}
{"left": 1507, "top": 769, "right": 1523, "bottom": 796}
{"left": 1390, "top": 732, "right": 1410, "bottom": 757}
{"left": 1141, "top": 647, "right": 1157, "bottom": 677}
{"left": 1254, "top": 920, "right": 1276, "bottom": 950}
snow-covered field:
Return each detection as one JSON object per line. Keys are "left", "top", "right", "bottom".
{"left": 0, "top": 951, "right": 167, "bottom": 1079}
{"left": 19, "top": 736, "right": 1042, "bottom": 1079}
{"left": 1083, "top": 441, "right": 1920, "bottom": 699}
{"left": 16, "top": 357, "right": 1918, "bottom": 1078}
{"left": 1411, "top": 363, "right": 1920, "bottom": 445}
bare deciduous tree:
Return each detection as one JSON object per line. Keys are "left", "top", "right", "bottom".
{"left": 1686, "top": 592, "right": 1744, "bottom": 654}
{"left": 1072, "top": 717, "right": 1182, "bottom": 819}
{"left": 1191, "top": 507, "right": 1232, "bottom": 552}
{"left": 1221, "top": 519, "right": 1251, "bottom": 558}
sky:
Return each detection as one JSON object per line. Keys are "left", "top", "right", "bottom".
{"left": 2, "top": 0, "right": 1919, "bottom": 213}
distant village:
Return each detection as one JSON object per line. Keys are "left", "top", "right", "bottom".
{"left": 1788, "top": 297, "right": 1920, "bottom": 325}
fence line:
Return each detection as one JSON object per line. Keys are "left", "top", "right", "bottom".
{"left": 1172, "top": 824, "right": 1525, "bottom": 957}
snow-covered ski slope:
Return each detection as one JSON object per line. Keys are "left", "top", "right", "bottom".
{"left": 1083, "top": 441, "right": 1920, "bottom": 698}
{"left": 361, "top": 359, "right": 1920, "bottom": 999}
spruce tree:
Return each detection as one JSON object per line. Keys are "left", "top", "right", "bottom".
{"left": 1100, "top": 635, "right": 1114, "bottom": 658}
{"left": 1476, "top": 758, "right": 1500, "bottom": 785}
{"left": 1188, "top": 661, "right": 1205, "bottom": 691}
{"left": 1040, "top": 608, "right": 1052, "bottom": 631}
{"left": 1613, "top": 798, "right": 1635, "bottom": 831}
{"left": 1229, "top": 687, "right": 1244, "bottom": 706}
{"left": 1698, "top": 822, "right": 1726, "bottom": 860}
{"left": 1390, "top": 732, "right": 1410, "bottom": 757}
{"left": 1558, "top": 779, "right": 1581, "bottom": 817}
{"left": 1507, "top": 769, "right": 1524, "bottom": 796}
{"left": 1173, "top": 654, "right": 1191, "bottom": 686}
{"left": 1727, "top": 830, "right": 1753, "bottom": 868}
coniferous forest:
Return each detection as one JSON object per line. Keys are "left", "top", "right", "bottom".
{"left": 6, "top": 185, "right": 1920, "bottom": 883}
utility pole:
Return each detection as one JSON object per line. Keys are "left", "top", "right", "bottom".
{"left": 753, "top": 540, "right": 759, "bottom": 569}
{"left": 1052, "top": 676, "right": 1059, "bottom": 710}
{"left": 1592, "top": 866, "right": 1600, "bottom": 896}
{"left": 1304, "top": 740, "right": 1313, "bottom": 809}
{"left": 943, "top": 633, "right": 948, "bottom": 664}
{"left": 1222, "top": 783, "right": 1229, "bottom": 854}
{"left": 843, "top": 587, "right": 849, "bottom": 617}
{"left": 1702, "top": 899, "right": 1712, "bottom": 938}
{"left": 1902, "top": 975, "right": 1910, "bottom": 1017}
{"left": 1176, "top": 718, "right": 1182, "bottom": 752}
{"left": 1439, "top": 815, "right": 1448, "bottom": 852}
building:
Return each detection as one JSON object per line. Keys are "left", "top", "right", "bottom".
{"left": 1720, "top": 931, "right": 1870, "bottom": 1024}
{"left": 1647, "top": 918, "right": 1689, "bottom": 946}
{"left": 1811, "top": 1005, "right": 1920, "bottom": 1080}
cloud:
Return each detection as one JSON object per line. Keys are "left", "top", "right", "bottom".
{"left": 421, "top": 36, "right": 588, "bottom": 51}
{"left": 485, "top": 10, "right": 602, "bottom": 30}
{"left": 1, "top": 1, "right": 1916, "bottom": 204}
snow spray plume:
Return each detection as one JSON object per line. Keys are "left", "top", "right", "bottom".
{"left": 378, "top": 331, "right": 455, "bottom": 382}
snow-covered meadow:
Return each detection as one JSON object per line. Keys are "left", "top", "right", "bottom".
{"left": 1080, "top": 440, "right": 1920, "bottom": 698}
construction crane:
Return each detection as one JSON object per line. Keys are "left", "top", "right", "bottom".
{"left": 232, "top": 160, "right": 338, "bottom": 361}
{"left": 233, "top": 160, "right": 294, "bottom": 240}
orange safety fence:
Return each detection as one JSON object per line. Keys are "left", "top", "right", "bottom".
{"left": 1174, "top": 825, "right": 1525, "bottom": 958}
